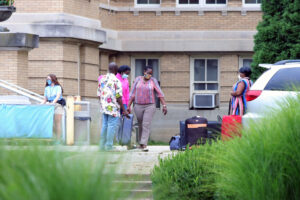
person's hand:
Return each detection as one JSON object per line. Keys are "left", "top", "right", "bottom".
{"left": 162, "top": 105, "right": 167, "bottom": 115}
{"left": 127, "top": 106, "right": 131, "bottom": 114}
{"left": 123, "top": 110, "right": 130, "bottom": 118}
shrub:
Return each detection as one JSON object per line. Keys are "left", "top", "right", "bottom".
{"left": 0, "top": 0, "right": 14, "bottom": 6}
{"left": 0, "top": 145, "right": 124, "bottom": 200}
{"left": 151, "top": 144, "right": 220, "bottom": 200}
{"left": 152, "top": 95, "right": 300, "bottom": 200}
{"left": 216, "top": 95, "right": 300, "bottom": 200}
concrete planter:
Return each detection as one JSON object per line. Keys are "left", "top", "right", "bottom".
{"left": 0, "top": 6, "right": 16, "bottom": 22}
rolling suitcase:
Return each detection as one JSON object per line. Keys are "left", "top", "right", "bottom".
{"left": 117, "top": 114, "right": 134, "bottom": 145}
{"left": 179, "top": 121, "right": 187, "bottom": 149}
{"left": 185, "top": 116, "right": 208, "bottom": 146}
{"left": 221, "top": 115, "right": 242, "bottom": 141}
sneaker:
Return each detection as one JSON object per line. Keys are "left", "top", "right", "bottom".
{"left": 142, "top": 147, "right": 149, "bottom": 152}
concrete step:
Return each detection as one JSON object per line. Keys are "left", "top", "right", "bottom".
{"left": 114, "top": 175, "right": 153, "bottom": 199}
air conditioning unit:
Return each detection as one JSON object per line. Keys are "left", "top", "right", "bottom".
{"left": 193, "top": 94, "right": 217, "bottom": 108}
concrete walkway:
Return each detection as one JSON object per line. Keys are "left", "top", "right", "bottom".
{"left": 55, "top": 145, "right": 174, "bottom": 175}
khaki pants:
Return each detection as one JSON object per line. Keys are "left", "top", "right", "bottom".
{"left": 134, "top": 104, "right": 156, "bottom": 146}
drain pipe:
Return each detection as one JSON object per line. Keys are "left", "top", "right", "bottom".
{"left": 77, "top": 44, "right": 81, "bottom": 96}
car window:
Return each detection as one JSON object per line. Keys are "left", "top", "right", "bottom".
{"left": 264, "top": 68, "right": 300, "bottom": 91}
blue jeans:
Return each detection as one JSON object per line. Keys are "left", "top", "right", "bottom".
{"left": 100, "top": 113, "right": 120, "bottom": 150}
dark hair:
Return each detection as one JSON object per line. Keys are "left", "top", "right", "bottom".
{"left": 108, "top": 62, "right": 118, "bottom": 74}
{"left": 45, "top": 74, "right": 63, "bottom": 93}
{"left": 118, "top": 65, "right": 131, "bottom": 74}
{"left": 239, "top": 66, "right": 252, "bottom": 77}
{"left": 144, "top": 65, "right": 153, "bottom": 72}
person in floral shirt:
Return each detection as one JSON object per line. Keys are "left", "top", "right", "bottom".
{"left": 98, "top": 62, "right": 128, "bottom": 151}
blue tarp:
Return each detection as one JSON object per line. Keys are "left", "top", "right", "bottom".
{"left": 0, "top": 104, "right": 55, "bottom": 138}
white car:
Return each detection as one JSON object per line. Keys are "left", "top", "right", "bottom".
{"left": 242, "top": 60, "right": 300, "bottom": 128}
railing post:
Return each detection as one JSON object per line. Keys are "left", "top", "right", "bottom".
{"left": 66, "top": 96, "right": 74, "bottom": 145}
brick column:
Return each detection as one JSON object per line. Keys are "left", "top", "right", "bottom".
{"left": 80, "top": 45, "right": 100, "bottom": 98}
{"left": 0, "top": 50, "right": 29, "bottom": 94}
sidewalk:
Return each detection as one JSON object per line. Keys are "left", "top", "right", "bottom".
{"left": 56, "top": 145, "right": 174, "bottom": 175}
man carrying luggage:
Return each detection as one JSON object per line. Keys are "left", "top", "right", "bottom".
{"left": 98, "top": 62, "right": 129, "bottom": 151}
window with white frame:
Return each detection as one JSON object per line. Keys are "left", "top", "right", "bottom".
{"left": 206, "top": 0, "right": 226, "bottom": 4}
{"left": 133, "top": 58, "right": 160, "bottom": 81}
{"left": 192, "top": 59, "right": 219, "bottom": 91}
{"left": 239, "top": 57, "right": 253, "bottom": 68}
{"left": 178, "top": 0, "right": 226, "bottom": 5}
{"left": 136, "top": 0, "right": 160, "bottom": 5}
{"left": 243, "top": 0, "right": 261, "bottom": 5}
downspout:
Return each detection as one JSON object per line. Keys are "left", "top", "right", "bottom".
{"left": 77, "top": 44, "right": 81, "bottom": 96}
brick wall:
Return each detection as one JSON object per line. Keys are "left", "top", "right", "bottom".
{"left": 0, "top": 51, "right": 28, "bottom": 94}
{"left": 15, "top": 0, "right": 63, "bottom": 13}
{"left": 15, "top": 0, "right": 99, "bottom": 20}
{"left": 63, "top": 0, "right": 100, "bottom": 19}
{"left": 28, "top": 40, "right": 100, "bottom": 98}
{"left": 100, "top": 10, "right": 262, "bottom": 30}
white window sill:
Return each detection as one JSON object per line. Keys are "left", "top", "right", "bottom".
{"left": 99, "top": 3, "right": 261, "bottom": 13}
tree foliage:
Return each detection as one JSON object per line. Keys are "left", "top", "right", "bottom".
{"left": 252, "top": 0, "right": 300, "bottom": 80}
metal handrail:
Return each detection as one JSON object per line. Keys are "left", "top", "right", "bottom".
{"left": 0, "top": 79, "right": 43, "bottom": 103}
{"left": 0, "top": 79, "right": 44, "bottom": 98}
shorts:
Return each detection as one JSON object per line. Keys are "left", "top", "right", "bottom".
{"left": 54, "top": 103, "right": 64, "bottom": 115}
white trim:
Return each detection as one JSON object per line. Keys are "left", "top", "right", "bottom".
{"left": 190, "top": 57, "right": 220, "bottom": 108}
{"left": 134, "top": 0, "right": 161, "bottom": 8}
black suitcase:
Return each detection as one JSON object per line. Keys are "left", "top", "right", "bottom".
{"left": 207, "top": 121, "right": 222, "bottom": 143}
{"left": 179, "top": 121, "right": 186, "bottom": 149}
{"left": 185, "top": 116, "right": 208, "bottom": 146}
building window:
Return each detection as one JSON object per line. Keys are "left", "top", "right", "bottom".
{"left": 239, "top": 57, "right": 253, "bottom": 68}
{"left": 243, "top": 0, "right": 261, "bottom": 6}
{"left": 136, "top": 0, "right": 160, "bottom": 5}
{"left": 205, "top": 0, "right": 226, "bottom": 4}
{"left": 178, "top": 0, "right": 199, "bottom": 4}
{"left": 244, "top": 0, "right": 261, "bottom": 4}
{"left": 177, "top": 0, "right": 226, "bottom": 5}
{"left": 193, "top": 59, "right": 219, "bottom": 91}
{"left": 133, "top": 58, "right": 160, "bottom": 81}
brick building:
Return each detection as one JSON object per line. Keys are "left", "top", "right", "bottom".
{"left": 1, "top": 0, "right": 262, "bottom": 142}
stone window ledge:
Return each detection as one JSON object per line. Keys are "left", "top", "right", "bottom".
{"left": 99, "top": 3, "right": 261, "bottom": 16}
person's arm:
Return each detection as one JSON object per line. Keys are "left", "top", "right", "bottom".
{"left": 52, "top": 92, "right": 61, "bottom": 104}
{"left": 127, "top": 77, "right": 140, "bottom": 114}
{"left": 52, "top": 86, "right": 62, "bottom": 104}
{"left": 116, "top": 80, "right": 129, "bottom": 117}
{"left": 42, "top": 96, "right": 47, "bottom": 104}
{"left": 159, "top": 97, "right": 167, "bottom": 115}
{"left": 117, "top": 97, "right": 128, "bottom": 117}
{"left": 231, "top": 81, "right": 245, "bottom": 97}
{"left": 152, "top": 78, "right": 167, "bottom": 115}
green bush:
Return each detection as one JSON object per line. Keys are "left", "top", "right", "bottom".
{"left": 151, "top": 144, "right": 220, "bottom": 200}
{"left": 152, "top": 95, "right": 300, "bottom": 200}
{"left": 0, "top": 145, "right": 124, "bottom": 200}
{"left": 216, "top": 95, "right": 300, "bottom": 200}
{"left": 0, "top": 0, "right": 13, "bottom": 6}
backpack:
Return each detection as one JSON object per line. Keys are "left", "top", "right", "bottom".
{"left": 169, "top": 135, "right": 181, "bottom": 150}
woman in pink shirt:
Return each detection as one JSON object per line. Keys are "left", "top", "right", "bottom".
{"left": 128, "top": 66, "right": 167, "bottom": 151}
{"left": 116, "top": 65, "right": 131, "bottom": 111}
